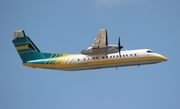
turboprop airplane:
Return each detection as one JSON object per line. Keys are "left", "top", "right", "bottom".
{"left": 12, "top": 29, "right": 167, "bottom": 71}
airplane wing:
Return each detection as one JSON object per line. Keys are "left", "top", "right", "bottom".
{"left": 92, "top": 29, "right": 108, "bottom": 49}
{"left": 81, "top": 29, "right": 120, "bottom": 55}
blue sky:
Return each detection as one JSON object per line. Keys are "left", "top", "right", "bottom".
{"left": 0, "top": 0, "right": 180, "bottom": 109}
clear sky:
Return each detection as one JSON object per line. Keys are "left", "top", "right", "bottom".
{"left": 0, "top": 0, "right": 180, "bottom": 109}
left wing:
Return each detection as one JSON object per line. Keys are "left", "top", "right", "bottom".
{"left": 92, "top": 29, "right": 108, "bottom": 49}
{"left": 81, "top": 29, "right": 119, "bottom": 55}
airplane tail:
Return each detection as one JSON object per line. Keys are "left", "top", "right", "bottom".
{"left": 12, "top": 30, "right": 45, "bottom": 63}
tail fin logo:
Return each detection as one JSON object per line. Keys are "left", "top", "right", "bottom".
{"left": 14, "top": 38, "right": 38, "bottom": 54}
{"left": 12, "top": 30, "right": 44, "bottom": 62}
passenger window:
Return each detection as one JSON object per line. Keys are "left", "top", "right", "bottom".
{"left": 78, "top": 59, "right": 80, "bottom": 61}
{"left": 123, "top": 55, "right": 125, "bottom": 57}
{"left": 116, "top": 55, "right": 118, "bottom": 57}
{"left": 102, "top": 56, "right": 104, "bottom": 59}
{"left": 113, "top": 55, "right": 115, "bottom": 58}
{"left": 110, "top": 56, "right": 112, "bottom": 58}
{"left": 84, "top": 58, "right": 85, "bottom": 61}
{"left": 126, "top": 54, "right": 128, "bottom": 57}
{"left": 96, "top": 57, "right": 98, "bottom": 59}
{"left": 130, "top": 54, "right": 132, "bottom": 56}
{"left": 93, "top": 57, "right": 95, "bottom": 60}
{"left": 106, "top": 56, "right": 108, "bottom": 58}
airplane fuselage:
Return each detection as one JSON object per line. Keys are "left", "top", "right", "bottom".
{"left": 24, "top": 49, "right": 167, "bottom": 71}
{"left": 13, "top": 30, "right": 167, "bottom": 71}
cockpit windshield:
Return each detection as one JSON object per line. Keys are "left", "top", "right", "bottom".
{"left": 147, "top": 50, "right": 154, "bottom": 53}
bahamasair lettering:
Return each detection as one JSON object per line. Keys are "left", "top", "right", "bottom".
{"left": 12, "top": 29, "right": 167, "bottom": 71}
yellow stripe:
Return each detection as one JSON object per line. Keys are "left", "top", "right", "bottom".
{"left": 54, "top": 57, "right": 63, "bottom": 64}
{"left": 24, "top": 56, "right": 163, "bottom": 69}
{"left": 61, "top": 56, "right": 69, "bottom": 64}
{"left": 16, "top": 46, "right": 29, "bottom": 50}
{"left": 61, "top": 54, "right": 69, "bottom": 57}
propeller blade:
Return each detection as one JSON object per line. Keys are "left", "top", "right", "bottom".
{"left": 118, "top": 37, "right": 123, "bottom": 56}
{"left": 118, "top": 37, "right": 120, "bottom": 55}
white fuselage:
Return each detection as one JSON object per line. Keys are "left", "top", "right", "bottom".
{"left": 52, "top": 49, "right": 167, "bottom": 71}
{"left": 13, "top": 30, "right": 168, "bottom": 71}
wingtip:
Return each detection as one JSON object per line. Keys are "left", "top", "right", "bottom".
{"left": 100, "top": 29, "right": 107, "bottom": 31}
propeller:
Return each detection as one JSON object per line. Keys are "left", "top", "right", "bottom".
{"left": 118, "top": 37, "right": 123, "bottom": 56}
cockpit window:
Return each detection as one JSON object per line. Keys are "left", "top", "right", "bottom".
{"left": 147, "top": 50, "right": 154, "bottom": 53}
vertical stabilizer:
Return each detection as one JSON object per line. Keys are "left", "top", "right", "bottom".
{"left": 12, "top": 30, "right": 45, "bottom": 63}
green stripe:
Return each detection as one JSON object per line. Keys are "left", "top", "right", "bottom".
{"left": 59, "top": 54, "right": 63, "bottom": 57}
{"left": 51, "top": 54, "right": 62, "bottom": 64}
{"left": 44, "top": 54, "right": 63, "bottom": 64}
{"left": 47, "top": 54, "right": 56, "bottom": 64}
{"left": 53, "top": 54, "right": 62, "bottom": 64}
{"left": 49, "top": 54, "right": 58, "bottom": 64}
{"left": 46, "top": 59, "right": 52, "bottom": 64}
{"left": 14, "top": 42, "right": 29, "bottom": 46}
{"left": 45, "top": 53, "right": 53, "bottom": 64}
{"left": 12, "top": 37, "right": 30, "bottom": 43}
{"left": 51, "top": 54, "right": 63, "bottom": 64}
{"left": 51, "top": 54, "right": 57, "bottom": 58}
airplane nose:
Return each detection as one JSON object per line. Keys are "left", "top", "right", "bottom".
{"left": 160, "top": 55, "right": 168, "bottom": 62}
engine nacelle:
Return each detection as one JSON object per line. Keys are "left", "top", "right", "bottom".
{"left": 81, "top": 45, "right": 119, "bottom": 55}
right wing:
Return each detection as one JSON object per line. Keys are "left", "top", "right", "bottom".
{"left": 92, "top": 29, "right": 108, "bottom": 49}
